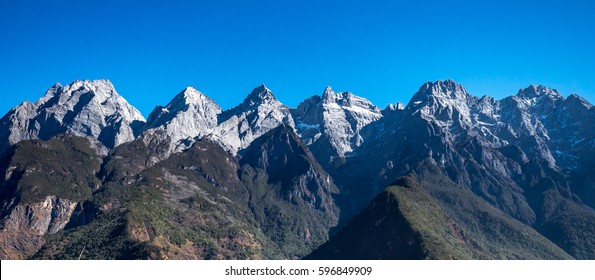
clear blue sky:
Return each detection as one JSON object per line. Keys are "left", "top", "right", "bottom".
{"left": 1, "top": 0, "right": 594, "bottom": 117}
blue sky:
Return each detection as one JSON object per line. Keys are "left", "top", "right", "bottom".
{"left": 1, "top": 0, "right": 594, "bottom": 117}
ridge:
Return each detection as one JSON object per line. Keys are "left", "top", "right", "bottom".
{"left": 516, "top": 84, "right": 563, "bottom": 100}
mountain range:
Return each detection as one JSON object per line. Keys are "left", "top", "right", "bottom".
{"left": 0, "top": 79, "right": 593, "bottom": 259}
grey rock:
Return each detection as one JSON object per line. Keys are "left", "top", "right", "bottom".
{"left": 0, "top": 196, "right": 77, "bottom": 259}
{"left": 292, "top": 86, "right": 382, "bottom": 166}
{"left": 0, "top": 80, "right": 146, "bottom": 153}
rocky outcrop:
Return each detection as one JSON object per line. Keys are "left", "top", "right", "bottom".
{"left": 0, "top": 196, "right": 77, "bottom": 259}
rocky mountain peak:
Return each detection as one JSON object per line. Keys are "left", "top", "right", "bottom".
{"left": 406, "top": 80, "right": 475, "bottom": 126}
{"left": 211, "top": 85, "right": 293, "bottom": 154}
{"left": 516, "top": 84, "right": 563, "bottom": 101}
{"left": 142, "top": 86, "right": 222, "bottom": 159}
{"left": 148, "top": 86, "right": 221, "bottom": 122}
{"left": 65, "top": 79, "right": 143, "bottom": 121}
{"left": 564, "top": 94, "right": 592, "bottom": 110}
{"left": 0, "top": 79, "right": 145, "bottom": 152}
{"left": 321, "top": 87, "right": 357, "bottom": 106}
{"left": 242, "top": 84, "right": 278, "bottom": 107}
{"left": 53, "top": 80, "right": 124, "bottom": 105}
{"left": 321, "top": 86, "right": 336, "bottom": 102}
{"left": 221, "top": 84, "right": 288, "bottom": 120}
{"left": 321, "top": 87, "right": 381, "bottom": 114}
{"left": 293, "top": 87, "right": 383, "bottom": 165}
{"left": 38, "top": 80, "right": 107, "bottom": 103}
{"left": 410, "top": 80, "right": 471, "bottom": 105}
{"left": 147, "top": 86, "right": 220, "bottom": 124}
{"left": 178, "top": 86, "right": 210, "bottom": 104}
{"left": 38, "top": 83, "right": 63, "bottom": 101}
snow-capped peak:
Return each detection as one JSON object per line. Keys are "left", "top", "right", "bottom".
{"left": 293, "top": 86, "right": 383, "bottom": 161}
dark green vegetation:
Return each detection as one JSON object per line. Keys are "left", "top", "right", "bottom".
{"left": 1, "top": 132, "right": 338, "bottom": 259}
{"left": 529, "top": 185, "right": 595, "bottom": 259}
{"left": 308, "top": 171, "right": 573, "bottom": 260}
{"left": 34, "top": 211, "right": 154, "bottom": 259}
{"left": 0, "top": 135, "right": 101, "bottom": 206}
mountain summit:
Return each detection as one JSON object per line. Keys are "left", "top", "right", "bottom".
{"left": 242, "top": 83, "right": 278, "bottom": 107}
{"left": 0, "top": 80, "right": 145, "bottom": 153}
{"left": 293, "top": 86, "right": 382, "bottom": 167}
{"left": 144, "top": 86, "right": 220, "bottom": 145}
{"left": 212, "top": 84, "right": 294, "bottom": 153}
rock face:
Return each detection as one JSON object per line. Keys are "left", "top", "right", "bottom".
{"left": 211, "top": 84, "right": 295, "bottom": 154}
{"left": 0, "top": 80, "right": 145, "bottom": 153}
{"left": 238, "top": 125, "right": 339, "bottom": 257}
{"left": 0, "top": 196, "right": 78, "bottom": 259}
{"left": 240, "top": 125, "right": 338, "bottom": 215}
{"left": 145, "top": 86, "right": 221, "bottom": 143}
{"left": 292, "top": 86, "right": 382, "bottom": 166}
{"left": 142, "top": 86, "right": 221, "bottom": 160}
